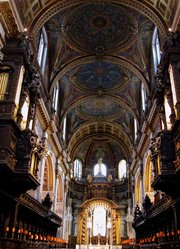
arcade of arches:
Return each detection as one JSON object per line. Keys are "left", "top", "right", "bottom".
{"left": 0, "top": 1, "right": 180, "bottom": 249}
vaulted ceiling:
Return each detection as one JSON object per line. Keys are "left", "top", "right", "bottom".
{"left": 2, "top": 0, "right": 179, "bottom": 168}
{"left": 41, "top": 1, "right": 156, "bottom": 165}
{"left": 37, "top": 1, "right": 172, "bottom": 167}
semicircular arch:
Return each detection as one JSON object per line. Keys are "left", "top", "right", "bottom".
{"left": 50, "top": 55, "right": 149, "bottom": 96}
{"left": 29, "top": 0, "right": 167, "bottom": 41}
{"left": 61, "top": 94, "right": 138, "bottom": 126}
{"left": 68, "top": 121, "right": 132, "bottom": 160}
{"left": 80, "top": 197, "right": 118, "bottom": 210}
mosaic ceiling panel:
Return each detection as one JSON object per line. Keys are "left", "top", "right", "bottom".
{"left": 77, "top": 97, "right": 121, "bottom": 120}
{"left": 70, "top": 61, "right": 128, "bottom": 91}
{"left": 13, "top": 0, "right": 178, "bottom": 160}
{"left": 61, "top": 3, "right": 137, "bottom": 53}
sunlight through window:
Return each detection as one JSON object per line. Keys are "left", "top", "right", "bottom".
{"left": 94, "top": 163, "right": 107, "bottom": 177}
{"left": 93, "top": 206, "right": 106, "bottom": 236}
{"left": 118, "top": 159, "right": 127, "bottom": 180}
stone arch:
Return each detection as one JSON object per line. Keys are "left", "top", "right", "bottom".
{"left": 68, "top": 122, "right": 132, "bottom": 160}
{"left": 144, "top": 155, "right": 154, "bottom": 202}
{"left": 28, "top": 0, "right": 167, "bottom": 39}
{"left": 60, "top": 94, "right": 138, "bottom": 126}
{"left": 77, "top": 198, "right": 120, "bottom": 245}
{"left": 49, "top": 55, "right": 150, "bottom": 96}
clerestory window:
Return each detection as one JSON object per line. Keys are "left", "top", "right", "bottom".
{"left": 37, "top": 27, "right": 47, "bottom": 74}
{"left": 118, "top": 159, "right": 127, "bottom": 180}
{"left": 74, "top": 159, "right": 82, "bottom": 179}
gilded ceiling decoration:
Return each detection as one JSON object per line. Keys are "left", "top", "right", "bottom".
{"left": 0, "top": 2, "right": 19, "bottom": 37}
{"left": 61, "top": 3, "right": 137, "bottom": 53}
{"left": 77, "top": 97, "right": 121, "bottom": 120}
{"left": 12, "top": 0, "right": 177, "bottom": 161}
{"left": 69, "top": 61, "right": 128, "bottom": 91}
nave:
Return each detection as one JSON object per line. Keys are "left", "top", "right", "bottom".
{"left": 0, "top": 0, "right": 180, "bottom": 249}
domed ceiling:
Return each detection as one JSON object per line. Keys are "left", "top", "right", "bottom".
{"left": 70, "top": 61, "right": 128, "bottom": 91}
{"left": 61, "top": 3, "right": 137, "bottom": 53}
{"left": 43, "top": 1, "right": 156, "bottom": 165}
{"left": 77, "top": 97, "right": 121, "bottom": 120}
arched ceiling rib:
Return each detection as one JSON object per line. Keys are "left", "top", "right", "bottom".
{"left": 50, "top": 55, "right": 150, "bottom": 95}
{"left": 60, "top": 94, "right": 138, "bottom": 124}
{"left": 28, "top": 0, "right": 168, "bottom": 38}
{"left": 68, "top": 121, "right": 132, "bottom": 160}
{"left": 24, "top": 0, "right": 171, "bottom": 165}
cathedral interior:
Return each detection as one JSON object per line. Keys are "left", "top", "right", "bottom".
{"left": 0, "top": 0, "right": 180, "bottom": 249}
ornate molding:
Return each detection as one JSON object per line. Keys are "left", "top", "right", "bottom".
{"left": 61, "top": 94, "right": 135, "bottom": 124}
{"left": 0, "top": 2, "right": 19, "bottom": 37}
{"left": 50, "top": 55, "right": 149, "bottom": 95}
{"left": 68, "top": 120, "right": 132, "bottom": 159}
{"left": 28, "top": 0, "right": 167, "bottom": 39}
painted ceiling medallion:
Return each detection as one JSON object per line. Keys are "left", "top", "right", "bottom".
{"left": 77, "top": 96, "right": 121, "bottom": 120}
{"left": 70, "top": 61, "right": 128, "bottom": 91}
{"left": 61, "top": 3, "right": 137, "bottom": 53}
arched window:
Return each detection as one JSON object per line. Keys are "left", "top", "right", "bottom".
{"left": 74, "top": 159, "right": 82, "bottom": 179}
{"left": 63, "top": 116, "right": 67, "bottom": 142}
{"left": 141, "top": 83, "right": 146, "bottom": 112}
{"left": 52, "top": 82, "right": 59, "bottom": 112}
{"left": 94, "top": 162, "right": 107, "bottom": 177}
{"left": 134, "top": 118, "right": 138, "bottom": 141}
{"left": 152, "top": 27, "right": 161, "bottom": 73}
{"left": 118, "top": 159, "right": 127, "bottom": 180}
{"left": 37, "top": 27, "right": 47, "bottom": 74}
{"left": 144, "top": 156, "right": 154, "bottom": 202}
